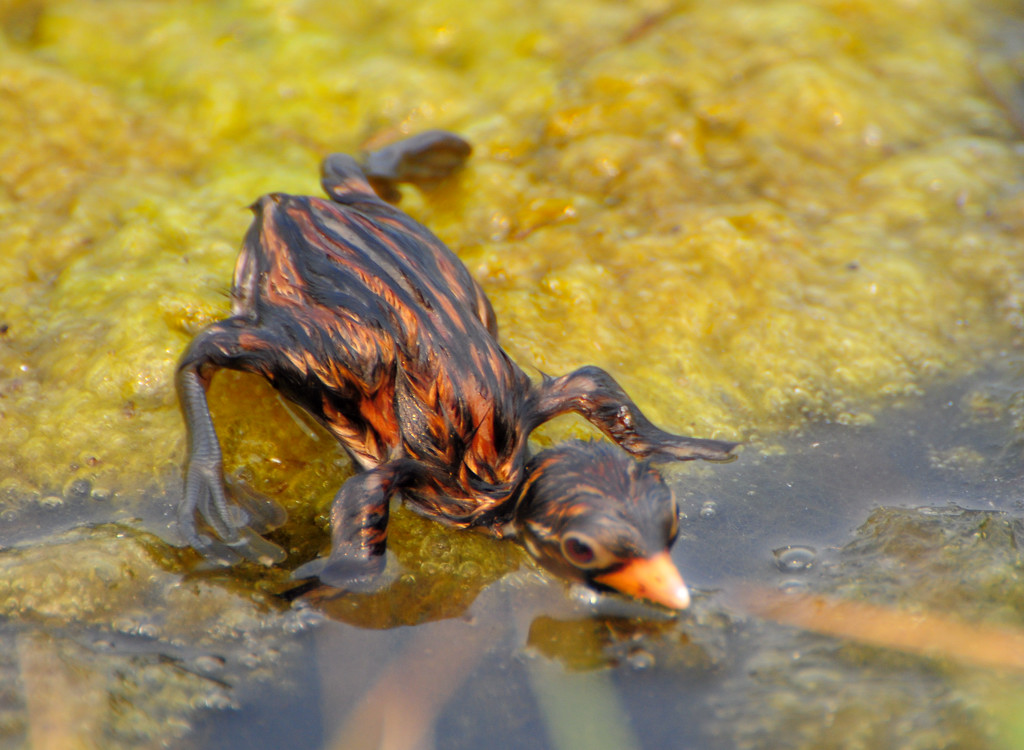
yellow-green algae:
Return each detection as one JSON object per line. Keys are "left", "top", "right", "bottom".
{"left": 2, "top": 0, "right": 1024, "bottom": 499}
{"left": 1, "top": 0, "right": 1024, "bottom": 746}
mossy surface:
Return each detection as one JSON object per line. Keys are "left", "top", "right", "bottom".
{"left": 2, "top": 0, "right": 1023, "bottom": 500}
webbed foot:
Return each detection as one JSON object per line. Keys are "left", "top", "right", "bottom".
{"left": 223, "top": 471, "right": 289, "bottom": 533}
{"left": 645, "top": 435, "right": 739, "bottom": 463}
{"left": 179, "top": 465, "right": 288, "bottom": 567}
{"left": 363, "top": 129, "right": 471, "bottom": 192}
{"left": 322, "top": 130, "right": 471, "bottom": 204}
{"left": 290, "top": 459, "right": 421, "bottom": 591}
{"left": 291, "top": 548, "right": 396, "bottom": 594}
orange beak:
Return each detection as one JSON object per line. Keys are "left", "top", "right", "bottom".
{"left": 593, "top": 551, "right": 691, "bottom": 610}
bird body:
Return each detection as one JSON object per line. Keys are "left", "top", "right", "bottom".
{"left": 177, "top": 131, "right": 736, "bottom": 609}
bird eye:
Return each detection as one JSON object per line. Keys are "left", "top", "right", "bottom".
{"left": 565, "top": 537, "right": 594, "bottom": 564}
{"left": 561, "top": 533, "right": 606, "bottom": 569}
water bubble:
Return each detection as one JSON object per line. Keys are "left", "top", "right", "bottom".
{"left": 39, "top": 495, "right": 63, "bottom": 508}
{"left": 233, "top": 466, "right": 256, "bottom": 484}
{"left": 293, "top": 606, "right": 325, "bottom": 629}
{"left": 516, "top": 646, "right": 541, "bottom": 663}
{"left": 192, "top": 655, "right": 227, "bottom": 674}
{"left": 90, "top": 487, "right": 112, "bottom": 502}
{"left": 283, "top": 606, "right": 324, "bottom": 634}
{"left": 570, "top": 585, "right": 601, "bottom": 607}
{"left": 63, "top": 478, "right": 91, "bottom": 501}
{"left": 428, "top": 537, "right": 451, "bottom": 555}
{"left": 773, "top": 545, "right": 816, "bottom": 573}
{"left": 196, "top": 691, "right": 237, "bottom": 711}
{"left": 626, "top": 648, "right": 655, "bottom": 670}
{"left": 136, "top": 622, "right": 160, "bottom": 638}
{"left": 778, "top": 579, "right": 811, "bottom": 594}
{"left": 699, "top": 501, "right": 718, "bottom": 520}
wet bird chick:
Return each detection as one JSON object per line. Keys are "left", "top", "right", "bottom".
{"left": 176, "top": 130, "right": 736, "bottom": 609}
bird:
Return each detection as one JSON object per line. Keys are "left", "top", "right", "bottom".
{"left": 176, "top": 130, "right": 736, "bottom": 610}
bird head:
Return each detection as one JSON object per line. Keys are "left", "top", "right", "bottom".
{"left": 515, "top": 440, "right": 690, "bottom": 609}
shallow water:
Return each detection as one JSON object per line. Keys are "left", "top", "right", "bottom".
{"left": 161, "top": 358, "right": 1024, "bottom": 750}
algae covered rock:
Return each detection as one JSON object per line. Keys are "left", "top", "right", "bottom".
{"left": 712, "top": 505, "right": 1024, "bottom": 750}
{"left": 2, "top": 0, "right": 1023, "bottom": 511}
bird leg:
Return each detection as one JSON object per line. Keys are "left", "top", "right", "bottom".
{"left": 530, "top": 365, "right": 738, "bottom": 462}
{"left": 292, "top": 458, "right": 425, "bottom": 589}
{"left": 176, "top": 320, "right": 288, "bottom": 566}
